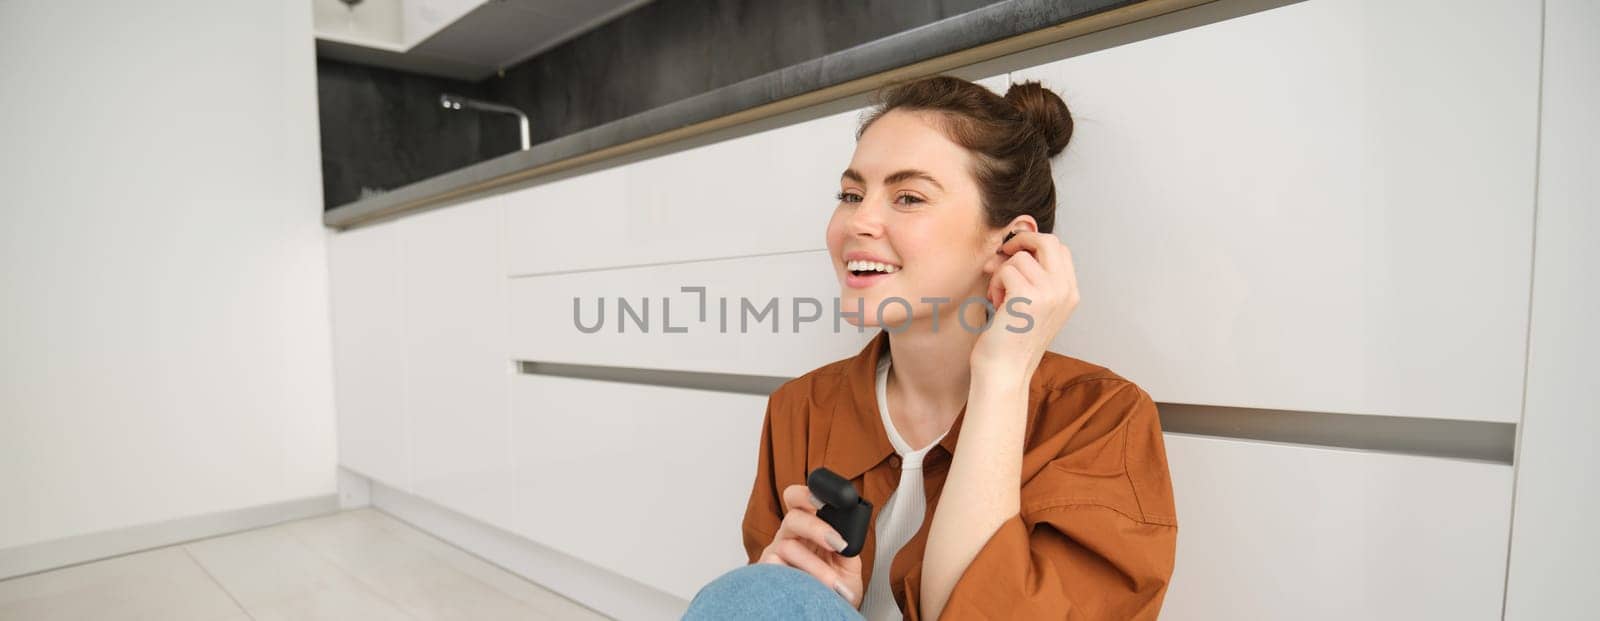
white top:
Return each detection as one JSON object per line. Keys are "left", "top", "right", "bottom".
{"left": 859, "top": 352, "right": 951, "bottom": 620}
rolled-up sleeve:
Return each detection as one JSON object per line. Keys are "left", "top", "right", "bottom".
{"left": 910, "top": 381, "right": 1178, "bottom": 621}
{"left": 741, "top": 394, "right": 785, "bottom": 564}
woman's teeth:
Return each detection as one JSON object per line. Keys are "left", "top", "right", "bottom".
{"left": 846, "top": 260, "right": 900, "bottom": 274}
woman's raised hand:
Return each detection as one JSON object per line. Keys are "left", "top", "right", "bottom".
{"left": 974, "top": 230, "right": 1081, "bottom": 381}
{"left": 756, "top": 484, "right": 865, "bottom": 608}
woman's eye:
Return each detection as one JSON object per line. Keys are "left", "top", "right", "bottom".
{"left": 833, "top": 191, "right": 921, "bottom": 205}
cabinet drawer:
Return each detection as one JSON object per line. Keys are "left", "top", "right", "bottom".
{"left": 1163, "top": 433, "right": 1512, "bottom": 619}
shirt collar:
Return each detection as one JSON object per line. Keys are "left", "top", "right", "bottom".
{"left": 824, "top": 329, "right": 971, "bottom": 481}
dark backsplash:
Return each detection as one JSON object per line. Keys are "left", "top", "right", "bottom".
{"left": 315, "top": 58, "right": 518, "bottom": 209}
{"left": 317, "top": 0, "right": 1007, "bottom": 210}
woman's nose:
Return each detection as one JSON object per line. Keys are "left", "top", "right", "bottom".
{"left": 845, "top": 198, "right": 886, "bottom": 237}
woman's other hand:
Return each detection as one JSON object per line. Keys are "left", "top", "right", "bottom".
{"left": 973, "top": 230, "right": 1081, "bottom": 381}
{"left": 756, "top": 484, "right": 865, "bottom": 608}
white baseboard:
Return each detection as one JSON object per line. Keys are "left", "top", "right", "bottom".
{"left": 337, "top": 466, "right": 373, "bottom": 509}
{"left": 0, "top": 493, "right": 339, "bottom": 580}
{"left": 368, "top": 478, "right": 689, "bottom": 621}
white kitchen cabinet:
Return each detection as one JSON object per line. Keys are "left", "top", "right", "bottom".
{"left": 1162, "top": 433, "right": 1513, "bottom": 620}
{"left": 1005, "top": 0, "right": 1540, "bottom": 422}
{"left": 508, "top": 374, "right": 768, "bottom": 600}
{"left": 396, "top": 202, "right": 516, "bottom": 529}
{"left": 328, "top": 221, "right": 410, "bottom": 490}
{"left": 507, "top": 249, "right": 875, "bottom": 378}
{"left": 328, "top": 200, "right": 515, "bottom": 528}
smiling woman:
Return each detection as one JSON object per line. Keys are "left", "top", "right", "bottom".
{"left": 686, "top": 74, "right": 1177, "bottom": 621}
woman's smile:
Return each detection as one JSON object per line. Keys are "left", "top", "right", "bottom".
{"left": 843, "top": 268, "right": 895, "bottom": 289}
{"left": 841, "top": 250, "right": 902, "bottom": 289}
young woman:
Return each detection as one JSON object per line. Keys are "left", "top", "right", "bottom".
{"left": 686, "top": 75, "right": 1177, "bottom": 620}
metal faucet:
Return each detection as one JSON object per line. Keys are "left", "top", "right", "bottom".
{"left": 440, "top": 93, "right": 530, "bottom": 151}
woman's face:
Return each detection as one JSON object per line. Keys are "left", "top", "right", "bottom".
{"left": 826, "top": 109, "right": 1006, "bottom": 329}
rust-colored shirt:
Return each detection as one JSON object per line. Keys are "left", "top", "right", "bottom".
{"left": 741, "top": 330, "right": 1178, "bottom": 620}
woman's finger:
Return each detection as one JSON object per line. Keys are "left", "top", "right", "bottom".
{"left": 990, "top": 262, "right": 1030, "bottom": 309}
{"left": 781, "top": 484, "right": 825, "bottom": 514}
{"left": 1000, "top": 231, "right": 1059, "bottom": 269}
{"left": 987, "top": 262, "right": 1009, "bottom": 308}
{"left": 774, "top": 507, "right": 848, "bottom": 555}
{"left": 989, "top": 261, "right": 1025, "bottom": 307}
{"left": 768, "top": 538, "right": 842, "bottom": 588}
{"left": 1008, "top": 249, "right": 1049, "bottom": 287}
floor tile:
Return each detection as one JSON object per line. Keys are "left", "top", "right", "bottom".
{"left": 361, "top": 511, "right": 611, "bottom": 620}
{"left": 0, "top": 508, "right": 616, "bottom": 620}
{"left": 0, "top": 547, "right": 244, "bottom": 621}
{"left": 284, "top": 509, "right": 558, "bottom": 619}
{"left": 183, "top": 523, "right": 351, "bottom": 609}
{"left": 246, "top": 574, "right": 416, "bottom": 621}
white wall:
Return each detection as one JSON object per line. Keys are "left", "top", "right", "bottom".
{"left": 0, "top": 0, "right": 337, "bottom": 554}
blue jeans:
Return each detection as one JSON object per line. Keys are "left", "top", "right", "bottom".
{"left": 683, "top": 563, "right": 867, "bottom": 620}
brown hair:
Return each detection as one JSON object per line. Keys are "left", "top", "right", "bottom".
{"left": 856, "top": 75, "right": 1073, "bottom": 234}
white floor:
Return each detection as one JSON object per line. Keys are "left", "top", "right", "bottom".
{"left": 0, "top": 508, "right": 612, "bottom": 620}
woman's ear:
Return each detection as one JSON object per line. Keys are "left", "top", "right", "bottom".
{"left": 990, "top": 216, "right": 1039, "bottom": 251}
{"left": 1006, "top": 216, "right": 1040, "bottom": 235}
{"left": 984, "top": 216, "right": 1041, "bottom": 273}
{"left": 979, "top": 219, "right": 1043, "bottom": 273}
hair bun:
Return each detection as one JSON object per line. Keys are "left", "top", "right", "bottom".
{"left": 1004, "top": 80, "right": 1073, "bottom": 158}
